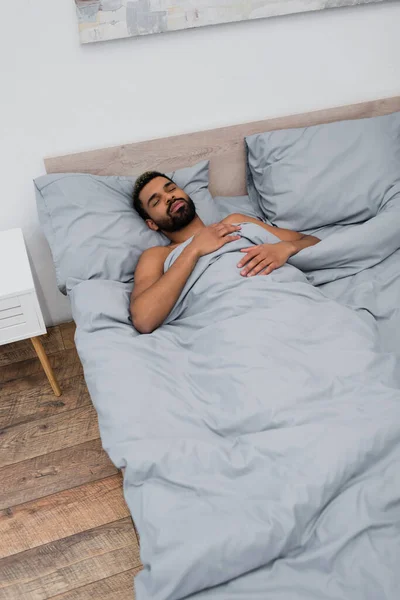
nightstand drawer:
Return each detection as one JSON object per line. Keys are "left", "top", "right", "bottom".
{"left": 0, "top": 293, "right": 45, "bottom": 345}
{"left": 0, "top": 297, "right": 21, "bottom": 312}
{"left": 0, "top": 295, "right": 25, "bottom": 330}
{"left": 0, "top": 312, "right": 26, "bottom": 328}
{"left": 0, "top": 301, "right": 24, "bottom": 321}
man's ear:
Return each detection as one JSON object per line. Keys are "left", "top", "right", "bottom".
{"left": 146, "top": 219, "right": 159, "bottom": 232}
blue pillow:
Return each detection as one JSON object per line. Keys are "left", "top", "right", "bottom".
{"left": 246, "top": 112, "right": 400, "bottom": 231}
{"left": 214, "top": 195, "right": 264, "bottom": 221}
{"left": 35, "top": 161, "right": 220, "bottom": 294}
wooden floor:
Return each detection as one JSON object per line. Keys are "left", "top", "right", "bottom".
{"left": 0, "top": 323, "right": 142, "bottom": 599}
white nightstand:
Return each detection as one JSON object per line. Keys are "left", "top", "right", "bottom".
{"left": 0, "top": 228, "right": 61, "bottom": 396}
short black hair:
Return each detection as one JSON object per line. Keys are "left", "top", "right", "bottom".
{"left": 132, "top": 171, "right": 173, "bottom": 220}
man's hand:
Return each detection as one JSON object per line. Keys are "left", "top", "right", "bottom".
{"left": 237, "top": 241, "right": 295, "bottom": 276}
{"left": 189, "top": 223, "right": 242, "bottom": 258}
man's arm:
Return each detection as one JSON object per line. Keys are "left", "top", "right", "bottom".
{"left": 222, "top": 213, "right": 320, "bottom": 276}
{"left": 130, "top": 223, "right": 241, "bottom": 334}
{"left": 130, "top": 245, "right": 199, "bottom": 334}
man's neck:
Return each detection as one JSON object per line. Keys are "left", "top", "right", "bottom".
{"left": 163, "top": 215, "right": 205, "bottom": 245}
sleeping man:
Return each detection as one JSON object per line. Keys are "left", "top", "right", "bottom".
{"left": 130, "top": 171, "right": 320, "bottom": 334}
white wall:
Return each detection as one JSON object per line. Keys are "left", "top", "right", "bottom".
{"left": 1, "top": 0, "right": 400, "bottom": 325}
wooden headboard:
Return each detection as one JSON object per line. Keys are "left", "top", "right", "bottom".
{"left": 45, "top": 96, "right": 400, "bottom": 197}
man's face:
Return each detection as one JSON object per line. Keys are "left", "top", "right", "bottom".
{"left": 139, "top": 176, "right": 196, "bottom": 233}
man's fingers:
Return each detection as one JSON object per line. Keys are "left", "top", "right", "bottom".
{"left": 240, "top": 256, "right": 263, "bottom": 276}
{"left": 223, "top": 224, "right": 242, "bottom": 235}
{"left": 247, "top": 259, "right": 269, "bottom": 277}
{"left": 240, "top": 246, "right": 257, "bottom": 252}
{"left": 223, "top": 235, "right": 241, "bottom": 244}
{"left": 237, "top": 247, "right": 258, "bottom": 268}
{"left": 216, "top": 223, "right": 241, "bottom": 234}
{"left": 237, "top": 256, "right": 252, "bottom": 268}
{"left": 262, "top": 263, "right": 276, "bottom": 275}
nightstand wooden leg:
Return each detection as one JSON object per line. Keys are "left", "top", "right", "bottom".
{"left": 30, "top": 336, "right": 62, "bottom": 397}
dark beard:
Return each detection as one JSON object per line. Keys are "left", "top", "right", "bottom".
{"left": 155, "top": 197, "right": 196, "bottom": 233}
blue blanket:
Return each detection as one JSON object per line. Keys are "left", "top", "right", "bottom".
{"left": 71, "top": 222, "right": 400, "bottom": 600}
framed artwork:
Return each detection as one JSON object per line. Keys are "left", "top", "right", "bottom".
{"left": 75, "top": 0, "right": 386, "bottom": 44}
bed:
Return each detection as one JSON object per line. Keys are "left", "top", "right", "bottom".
{"left": 38, "top": 96, "right": 400, "bottom": 600}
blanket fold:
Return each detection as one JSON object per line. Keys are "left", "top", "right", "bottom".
{"left": 290, "top": 194, "right": 400, "bottom": 285}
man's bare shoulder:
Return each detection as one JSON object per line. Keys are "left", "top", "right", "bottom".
{"left": 139, "top": 245, "right": 171, "bottom": 265}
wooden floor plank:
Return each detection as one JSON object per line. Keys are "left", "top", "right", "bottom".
{"left": 0, "top": 518, "right": 141, "bottom": 600}
{"left": 0, "top": 517, "right": 138, "bottom": 589}
{"left": 59, "top": 322, "right": 76, "bottom": 351}
{"left": 0, "top": 348, "right": 83, "bottom": 387}
{"left": 0, "top": 327, "right": 64, "bottom": 367}
{"left": 0, "top": 404, "right": 100, "bottom": 468}
{"left": 48, "top": 568, "right": 142, "bottom": 600}
{"left": 0, "top": 329, "right": 143, "bottom": 598}
{"left": 0, "top": 374, "right": 90, "bottom": 429}
{"left": 0, "top": 439, "right": 117, "bottom": 509}
{"left": 0, "top": 547, "right": 137, "bottom": 600}
{"left": 0, "top": 474, "right": 129, "bottom": 559}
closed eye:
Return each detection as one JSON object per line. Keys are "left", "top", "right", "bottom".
{"left": 148, "top": 194, "right": 160, "bottom": 207}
